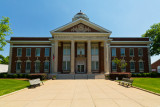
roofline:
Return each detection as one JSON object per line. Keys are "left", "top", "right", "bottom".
{"left": 50, "top": 18, "right": 112, "bottom": 33}
{"left": 151, "top": 59, "right": 160, "bottom": 65}
{"left": 110, "top": 37, "right": 149, "bottom": 38}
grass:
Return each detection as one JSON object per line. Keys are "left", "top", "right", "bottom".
{"left": 0, "top": 79, "right": 30, "bottom": 96}
{"left": 133, "top": 78, "right": 160, "bottom": 94}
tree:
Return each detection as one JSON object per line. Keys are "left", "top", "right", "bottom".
{"left": 112, "top": 58, "right": 127, "bottom": 72}
{"left": 0, "top": 16, "right": 12, "bottom": 51}
{"left": 142, "top": 23, "right": 160, "bottom": 56}
{"left": 0, "top": 55, "right": 9, "bottom": 64}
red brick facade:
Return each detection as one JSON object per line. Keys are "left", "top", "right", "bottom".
{"left": 151, "top": 59, "right": 160, "bottom": 72}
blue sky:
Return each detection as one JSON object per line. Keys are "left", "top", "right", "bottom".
{"left": 0, "top": 0, "right": 160, "bottom": 63}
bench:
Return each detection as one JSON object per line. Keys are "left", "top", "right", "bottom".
{"left": 29, "top": 78, "right": 44, "bottom": 88}
{"left": 119, "top": 78, "right": 133, "bottom": 87}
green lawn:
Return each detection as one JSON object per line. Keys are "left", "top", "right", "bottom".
{"left": 133, "top": 78, "right": 160, "bottom": 94}
{"left": 0, "top": 79, "right": 29, "bottom": 96}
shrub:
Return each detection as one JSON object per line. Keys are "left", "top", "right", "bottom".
{"left": 109, "top": 72, "right": 132, "bottom": 80}
{"left": 3, "top": 74, "right": 7, "bottom": 78}
{"left": 28, "top": 73, "right": 47, "bottom": 80}
{"left": 13, "top": 74, "right": 18, "bottom": 78}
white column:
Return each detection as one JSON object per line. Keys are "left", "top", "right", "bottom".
{"left": 104, "top": 41, "right": 107, "bottom": 73}
{"left": 54, "top": 40, "right": 58, "bottom": 73}
{"left": 71, "top": 40, "right": 75, "bottom": 74}
{"left": 106, "top": 43, "right": 110, "bottom": 74}
{"left": 50, "top": 43, "right": 55, "bottom": 73}
{"left": 87, "top": 40, "right": 91, "bottom": 74}
{"left": 8, "top": 44, "right": 13, "bottom": 74}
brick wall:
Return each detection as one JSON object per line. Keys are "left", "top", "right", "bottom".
{"left": 111, "top": 47, "right": 149, "bottom": 73}
{"left": 151, "top": 59, "right": 160, "bottom": 72}
{"left": 11, "top": 47, "right": 51, "bottom": 73}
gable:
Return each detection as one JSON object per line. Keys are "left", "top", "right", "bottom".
{"left": 50, "top": 18, "right": 112, "bottom": 34}
{"left": 62, "top": 23, "right": 99, "bottom": 32}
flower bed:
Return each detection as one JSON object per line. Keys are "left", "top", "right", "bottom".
{"left": 109, "top": 72, "right": 132, "bottom": 80}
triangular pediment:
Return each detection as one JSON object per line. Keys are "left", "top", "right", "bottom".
{"left": 50, "top": 18, "right": 112, "bottom": 34}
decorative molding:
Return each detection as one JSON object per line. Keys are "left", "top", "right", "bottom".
{"left": 11, "top": 45, "right": 52, "bottom": 47}
{"left": 71, "top": 24, "right": 91, "bottom": 32}
{"left": 110, "top": 46, "right": 150, "bottom": 48}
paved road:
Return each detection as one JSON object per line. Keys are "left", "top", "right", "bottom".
{"left": 0, "top": 80, "right": 160, "bottom": 107}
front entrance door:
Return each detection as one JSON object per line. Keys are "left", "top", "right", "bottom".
{"left": 77, "top": 65, "right": 84, "bottom": 73}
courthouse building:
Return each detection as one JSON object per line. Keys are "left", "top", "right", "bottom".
{"left": 7, "top": 11, "right": 152, "bottom": 78}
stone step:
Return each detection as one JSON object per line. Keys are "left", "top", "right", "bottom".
{"left": 48, "top": 74, "right": 105, "bottom": 79}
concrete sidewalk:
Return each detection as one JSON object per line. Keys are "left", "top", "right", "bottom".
{"left": 0, "top": 80, "right": 160, "bottom": 107}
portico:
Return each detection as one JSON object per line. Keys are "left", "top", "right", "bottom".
{"left": 50, "top": 33, "right": 111, "bottom": 74}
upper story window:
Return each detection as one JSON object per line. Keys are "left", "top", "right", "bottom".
{"left": 26, "top": 48, "right": 31, "bottom": 57}
{"left": 121, "top": 48, "right": 125, "bottom": 56}
{"left": 17, "top": 48, "right": 22, "bottom": 57}
{"left": 77, "top": 43, "right": 85, "bottom": 55}
{"left": 63, "top": 44, "right": 70, "bottom": 55}
{"left": 138, "top": 48, "right": 143, "bottom": 56}
{"left": 36, "top": 48, "right": 40, "bottom": 56}
{"left": 130, "top": 48, "right": 134, "bottom": 56}
{"left": 45, "top": 48, "right": 50, "bottom": 57}
{"left": 112, "top": 48, "right": 116, "bottom": 57}
{"left": 91, "top": 44, "right": 98, "bottom": 55}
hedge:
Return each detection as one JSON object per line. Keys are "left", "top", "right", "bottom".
{"left": 0, "top": 73, "right": 47, "bottom": 80}
{"left": 109, "top": 72, "right": 132, "bottom": 80}
{"left": 132, "top": 72, "right": 160, "bottom": 77}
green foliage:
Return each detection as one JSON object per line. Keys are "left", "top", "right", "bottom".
{"left": 0, "top": 55, "right": 9, "bottom": 64}
{"left": 0, "top": 79, "right": 29, "bottom": 96}
{"left": 0, "top": 16, "right": 13, "bottom": 51}
{"left": 133, "top": 78, "right": 160, "bottom": 94}
{"left": 112, "top": 58, "right": 127, "bottom": 71}
{"left": 131, "top": 72, "right": 160, "bottom": 77}
{"left": 142, "top": 23, "right": 160, "bottom": 56}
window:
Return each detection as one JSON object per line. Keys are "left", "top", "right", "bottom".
{"left": 139, "top": 62, "right": 144, "bottom": 70}
{"left": 77, "top": 46, "right": 85, "bottom": 55}
{"left": 44, "top": 62, "right": 49, "bottom": 71}
{"left": 45, "top": 48, "right": 50, "bottom": 56}
{"left": 112, "top": 61, "right": 117, "bottom": 70}
{"left": 130, "top": 48, "right": 134, "bottom": 56}
{"left": 138, "top": 48, "right": 143, "bottom": 56}
{"left": 112, "top": 48, "right": 116, "bottom": 57}
{"left": 26, "top": 62, "right": 31, "bottom": 70}
{"left": 17, "top": 48, "right": 22, "bottom": 57}
{"left": 63, "top": 45, "right": 70, "bottom": 55}
{"left": 16, "top": 62, "right": 21, "bottom": 70}
{"left": 63, "top": 61, "right": 70, "bottom": 71}
{"left": 26, "top": 48, "right": 31, "bottom": 57}
{"left": 121, "top": 48, "right": 125, "bottom": 56}
{"left": 91, "top": 61, "right": 99, "bottom": 70}
{"left": 91, "top": 44, "right": 98, "bottom": 55}
{"left": 35, "top": 62, "right": 40, "bottom": 72}
{"left": 130, "top": 62, "right": 135, "bottom": 70}
{"left": 36, "top": 48, "right": 40, "bottom": 56}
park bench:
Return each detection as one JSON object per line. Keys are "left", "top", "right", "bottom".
{"left": 29, "top": 78, "right": 44, "bottom": 88}
{"left": 119, "top": 78, "right": 133, "bottom": 87}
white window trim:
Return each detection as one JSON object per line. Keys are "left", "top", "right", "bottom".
{"left": 35, "top": 48, "right": 41, "bottom": 57}
{"left": 45, "top": 48, "right": 50, "bottom": 57}
{"left": 112, "top": 48, "right": 116, "bottom": 57}
{"left": 26, "top": 48, "right": 31, "bottom": 57}
{"left": 121, "top": 48, "right": 125, "bottom": 57}
{"left": 138, "top": 48, "right": 143, "bottom": 56}
{"left": 130, "top": 61, "right": 135, "bottom": 72}
{"left": 112, "top": 61, "right": 117, "bottom": 71}
{"left": 44, "top": 61, "right": 49, "bottom": 72}
{"left": 35, "top": 61, "right": 40, "bottom": 73}
{"left": 17, "top": 48, "right": 22, "bottom": 57}
{"left": 91, "top": 61, "right": 99, "bottom": 71}
{"left": 129, "top": 48, "right": 134, "bottom": 56}
{"left": 25, "top": 61, "right": 31, "bottom": 73}
{"left": 63, "top": 60, "right": 70, "bottom": 71}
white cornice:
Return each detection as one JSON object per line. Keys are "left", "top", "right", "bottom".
{"left": 8, "top": 41, "right": 50, "bottom": 43}
{"left": 110, "top": 46, "right": 150, "bottom": 48}
{"left": 111, "top": 41, "right": 152, "bottom": 44}
{"left": 11, "top": 45, "right": 52, "bottom": 47}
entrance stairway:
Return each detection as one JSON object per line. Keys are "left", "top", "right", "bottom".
{"left": 48, "top": 74, "right": 105, "bottom": 79}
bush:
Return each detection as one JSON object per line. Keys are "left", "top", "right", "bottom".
{"left": 28, "top": 73, "right": 47, "bottom": 80}
{"left": 131, "top": 72, "right": 160, "bottom": 77}
{"left": 13, "top": 74, "right": 18, "bottom": 78}
{"left": 109, "top": 72, "right": 132, "bottom": 80}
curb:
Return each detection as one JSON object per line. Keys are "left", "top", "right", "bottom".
{"left": 132, "top": 86, "right": 160, "bottom": 96}
{"left": 114, "top": 80, "right": 160, "bottom": 96}
{"left": 0, "top": 88, "right": 27, "bottom": 99}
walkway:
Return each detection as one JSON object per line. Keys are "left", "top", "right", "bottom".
{"left": 0, "top": 80, "right": 160, "bottom": 107}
